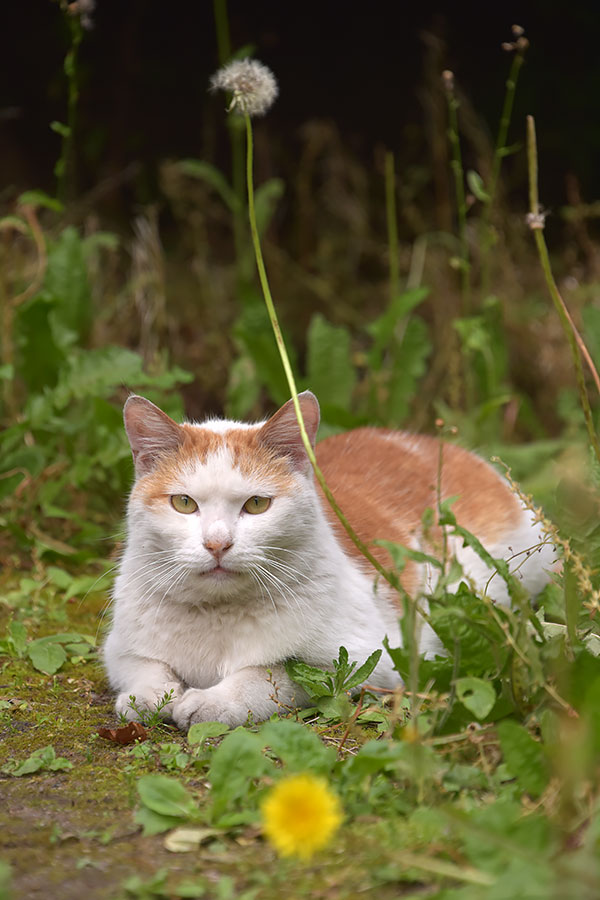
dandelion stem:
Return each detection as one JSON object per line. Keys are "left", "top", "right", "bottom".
{"left": 526, "top": 115, "right": 600, "bottom": 466}
{"left": 244, "top": 114, "right": 399, "bottom": 590}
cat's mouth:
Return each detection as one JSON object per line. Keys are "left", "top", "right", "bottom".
{"left": 201, "top": 565, "right": 237, "bottom": 578}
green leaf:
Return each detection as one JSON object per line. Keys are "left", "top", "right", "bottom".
{"left": 305, "top": 313, "right": 357, "bottom": 410}
{"left": 28, "top": 640, "right": 67, "bottom": 675}
{"left": 497, "top": 720, "right": 549, "bottom": 798}
{"left": 186, "top": 722, "right": 230, "bottom": 746}
{"left": 259, "top": 718, "right": 336, "bottom": 774}
{"left": 44, "top": 226, "right": 93, "bottom": 343}
{"left": 7, "top": 621, "right": 28, "bottom": 657}
{"left": 455, "top": 677, "right": 496, "bottom": 720}
{"left": 226, "top": 354, "right": 260, "bottom": 419}
{"left": 33, "top": 632, "right": 87, "bottom": 644}
{"left": 176, "top": 159, "right": 240, "bottom": 212}
{"left": 18, "top": 189, "right": 64, "bottom": 213}
{"left": 316, "top": 694, "right": 354, "bottom": 719}
{"left": 385, "top": 317, "right": 431, "bottom": 423}
{"left": 466, "top": 169, "right": 490, "bottom": 202}
{"left": 375, "top": 539, "right": 443, "bottom": 574}
{"left": 137, "top": 774, "right": 197, "bottom": 818}
{"left": 233, "top": 304, "right": 293, "bottom": 406}
{"left": 254, "top": 178, "right": 284, "bottom": 237}
{"left": 12, "top": 756, "right": 46, "bottom": 776}
{"left": 208, "top": 730, "right": 273, "bottom": 818}
{"left": 284, "top": 659, "right": 333, "bottom": 698}
{"left": 134, "top": 806, "right": 185, "bottom": 837}
{"left": 428, "top": 584, "right": 508, "bottom": 675}
{"left": 48, "top": 757, "right": 73, "bottom": 772}
{"left": 49, "top": 120, "right": 71, "bottom": 138}
{"left": 367, "top": 287, "right": 429, "bottom": 366}
{"left": 342, "top": 649, "right": 383, "bottom": 693}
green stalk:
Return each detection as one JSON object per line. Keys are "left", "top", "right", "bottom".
{"left": 480, "top": 48, "right": 525, "bottom": 296}
{"left": 244, "top": 114, "right": 400, "bottom": 590}
{"left": 445, "top": 82, "right": 471, "bottom": 316}
{"left": 56, "top": 12, "right": 82, "bottom": 204}
{"left": 385, "top": 150, "right": 400, "bottom": 304}
{"left": 212, "top": 0, "right": 231, "bottom": 64}
{"left": 526, "top": 115, "right": 600, "bottom": 466}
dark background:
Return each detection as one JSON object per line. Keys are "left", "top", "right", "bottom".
{"left": 1, "top": 0, "right": 599, "bottom": 215}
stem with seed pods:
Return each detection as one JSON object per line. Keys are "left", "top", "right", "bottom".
{"left": 526, "top": 115, "right": 600, "bottom": 466}
{"left": 243, "top": 114, "right": 401, "bottom": 592}
{"left": 480, "top": 45, "right": 526, "bottom": 298}
{"left": 443, "top": 76, "right": 471, "bottom": 317}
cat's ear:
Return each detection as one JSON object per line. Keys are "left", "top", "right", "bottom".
{"left": 258, "top": 391, "right": 320, "bottom": 472}
{"left": 124, "top": 395, "right": 185, "bottom": 477}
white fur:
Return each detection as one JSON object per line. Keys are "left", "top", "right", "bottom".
{"left": 104, "top": 419, "right": 554, "bottom": 728}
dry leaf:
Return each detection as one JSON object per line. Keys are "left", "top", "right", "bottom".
{"left": 97, "top": 721, "right": 148, "bottom": 744}
{"left": 164, "top": 827, "right": 220, "bottom": 853}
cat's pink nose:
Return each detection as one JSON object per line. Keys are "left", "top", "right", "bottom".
{"left": 203, "top": 537, "right": 233, "bottom": 559}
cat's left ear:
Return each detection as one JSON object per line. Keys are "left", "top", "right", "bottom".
{"left": 258, "top": 391, "right": 320, "bottom": 472}
{"left": 124, "top": 395, "right": 185, "bottom": 477}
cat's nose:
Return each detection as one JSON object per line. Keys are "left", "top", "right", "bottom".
{"left": 203, "top": 535, "right": 233, "bottom": 559}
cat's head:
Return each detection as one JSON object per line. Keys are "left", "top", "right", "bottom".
{"left": 121, "top": 393, "right": 321, "bottom": 602}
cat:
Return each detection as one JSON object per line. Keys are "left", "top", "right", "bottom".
{"left": 103, "top": 391, "right": 554, "bottom": 728}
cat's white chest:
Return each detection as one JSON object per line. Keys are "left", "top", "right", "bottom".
{"left": 116, "top": 589, "right": 301, "bottom": 688}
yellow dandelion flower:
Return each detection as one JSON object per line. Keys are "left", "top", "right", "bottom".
{"left": 261, "top": 773, "right": 343, "bottom": 860}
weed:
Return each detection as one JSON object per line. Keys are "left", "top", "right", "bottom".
{"left": 118, "top": 690, "right": 176, "bottom": 729}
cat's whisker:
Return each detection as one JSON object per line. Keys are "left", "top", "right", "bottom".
{"left": 152, "top": 565, "right": 190, "bottom": 627}
{"left": 76, "top": 563, "right": 121, "bottom": 613}
{"left": 248, "top": 568, "right": 278, "bottom": 616}
{"left": 124, "top": 557, "right": 184, "bottom": 587}
{"left": 256, "top": 555, "right": 321, "bottom": 597}
{"left": 251, "top": 562, "right": 309, "bottom": 628}
{"left": 261, "top": 556, "right": 316, "bottom": 587}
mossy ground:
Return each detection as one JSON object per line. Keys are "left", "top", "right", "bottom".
{"left": 0, "top": 578, "right": 432, "bottom": 900}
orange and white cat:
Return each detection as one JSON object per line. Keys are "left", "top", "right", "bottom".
{"left": 104, "top": 392, "right": 553, "bottom": 728}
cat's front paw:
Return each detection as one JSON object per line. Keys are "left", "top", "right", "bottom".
{"left": 172, "top": 687, "right": 248, "bottom": 730}
{"left": 115, "top": 680, "right": 182, "bottom": 722}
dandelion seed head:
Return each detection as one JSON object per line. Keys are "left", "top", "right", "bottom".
{"left": 261, "top": 773, "right": 342, "bottom": 860}
{"left": 210, "top": 58, "right": 278, "bottom": 117}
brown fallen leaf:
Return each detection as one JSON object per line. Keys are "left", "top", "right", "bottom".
{"left": 97, "top": 721, "right": 148, "bottom": 744}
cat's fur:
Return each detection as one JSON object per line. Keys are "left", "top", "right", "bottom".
{"left": 104, "top": 392, "right": 554, "bottom": 728}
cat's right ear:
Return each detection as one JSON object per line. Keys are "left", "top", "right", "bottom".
{"left": 258, "top": 391, "right": 320, "bottom": 472}
{"left": 124, "top": 395, "right": 185, "bottom": 477}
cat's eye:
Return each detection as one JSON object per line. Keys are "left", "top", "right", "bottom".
{"left": 170, "top": 494, "right": 198, "bottom": 514}
{"left": 243, "top": 496, "right": 271, "bottom": 515}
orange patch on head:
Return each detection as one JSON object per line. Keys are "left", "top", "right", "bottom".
{"left": 135, "top": 424, "right": 297, "bottom": 505}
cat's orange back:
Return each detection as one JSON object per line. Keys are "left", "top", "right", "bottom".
{"left": 316, "top": 429, "right": 521, "bottom": 594}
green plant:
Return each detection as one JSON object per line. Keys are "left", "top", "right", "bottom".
{"left": 2, "top": 744, "right": 73, "bottom": 777}
{"left": 286, "top": 646, "right": 382, "bottom": 719}
{"left": 118, "top": 690, "right": 176, "bottom": 729}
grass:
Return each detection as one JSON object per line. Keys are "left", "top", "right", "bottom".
{"left": 1, "top": 9, "right": 600, "bottom": 900}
